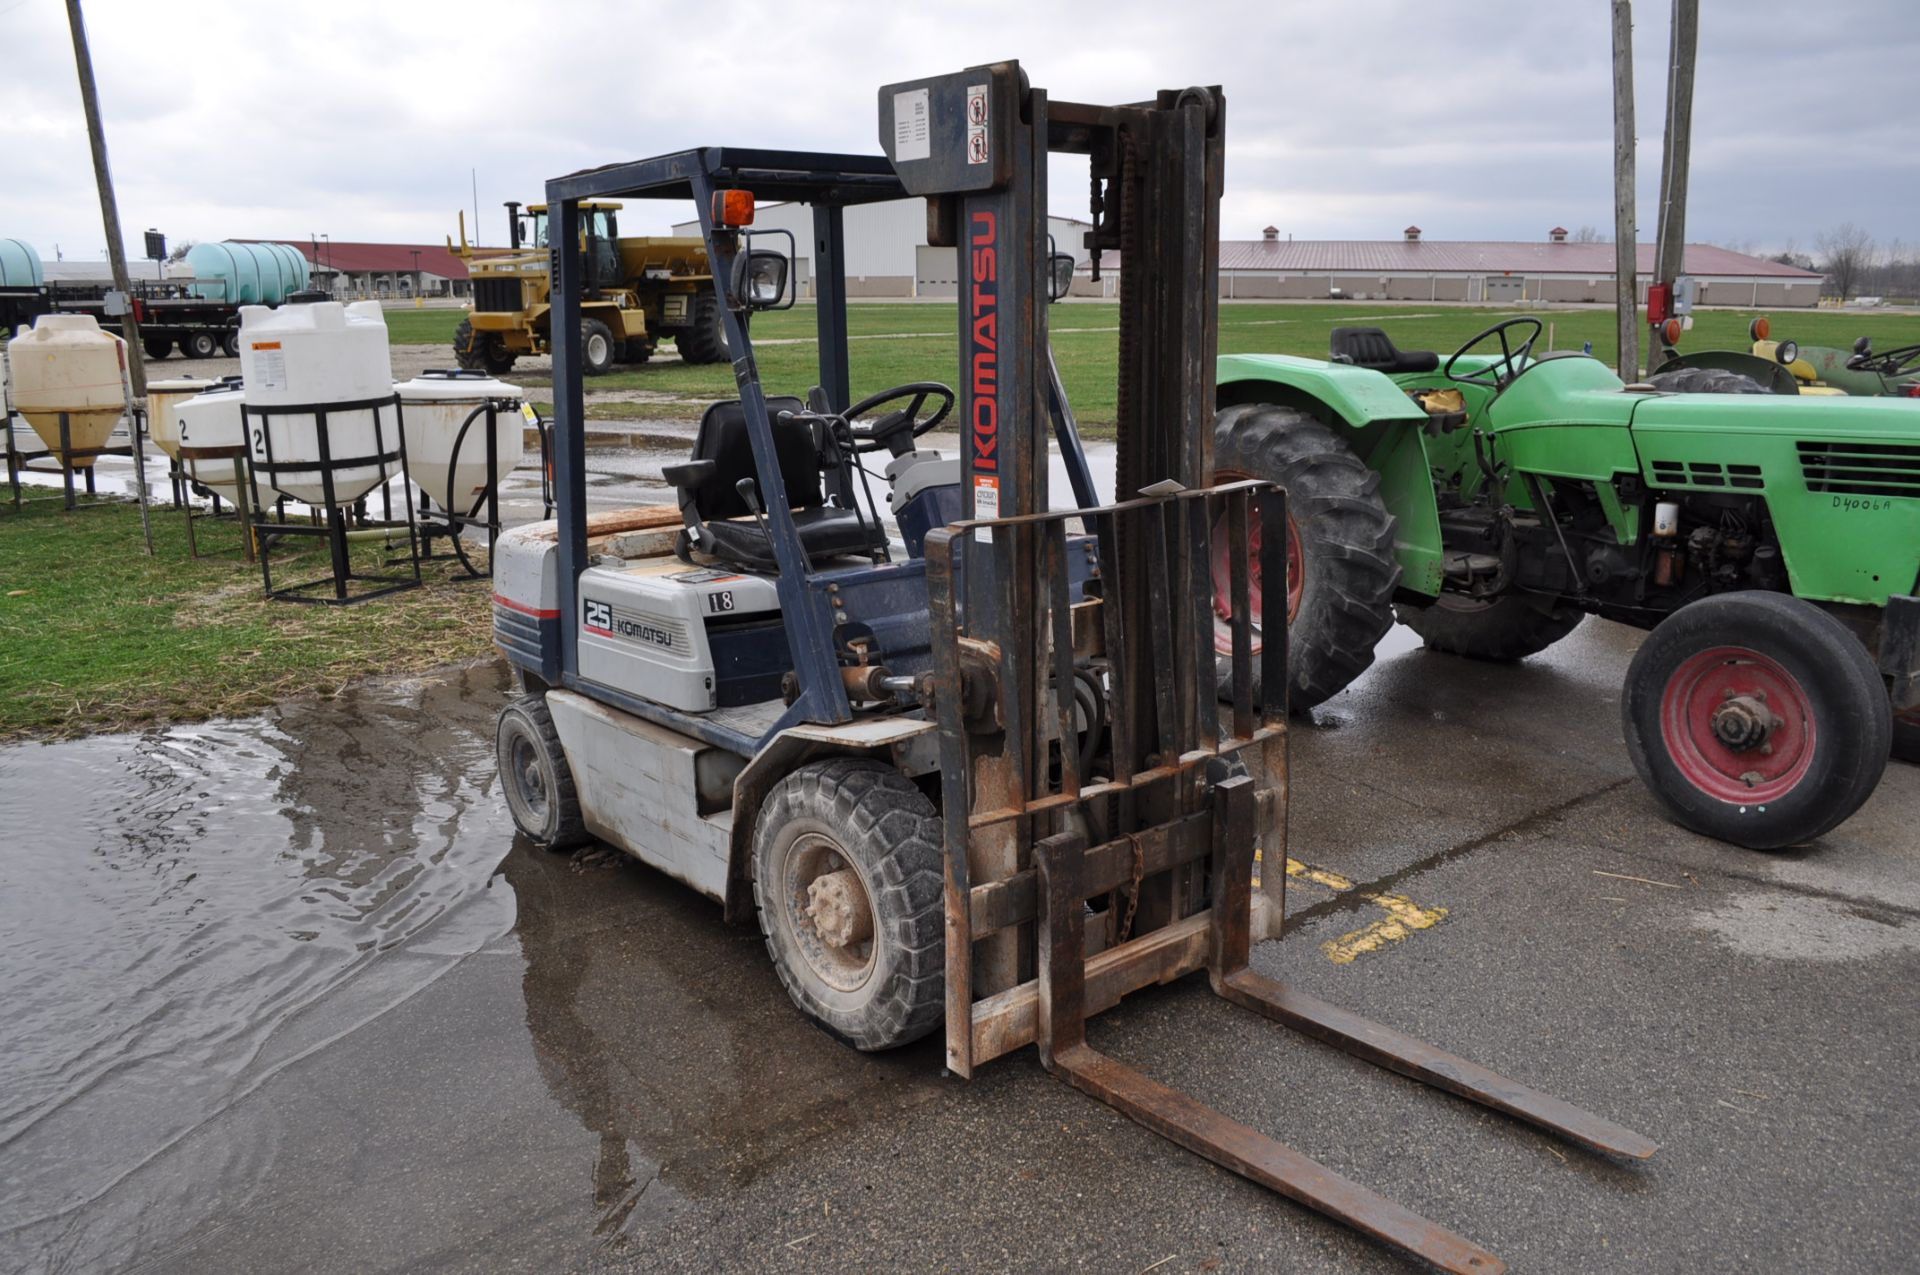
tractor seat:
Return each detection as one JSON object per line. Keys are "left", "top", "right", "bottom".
{"left": 1329, "top": 327, "right": 1440, "bottom": 373}
{"left": 662, "top": 397, "right": 884, "bottom": 573}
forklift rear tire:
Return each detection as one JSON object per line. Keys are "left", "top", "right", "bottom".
{"left": 182, "top": 331, "right": 218, "bottom": 359}
{"left": 676, "top": 295, "right": 729, "bottom": 365}
{"left": 1212, "top": 404, "right": 1400, "bottom": 711}
{"left": 1396, "top": 592, "right": 1584, "bottom": 661}
{"left": 497, "top": 696, "right": 591, "bottom": 851}
{"left": 1621, "top": 592, "right": 1891, "bottom": 849}
{"left": 581, "top": 318, "right": 616, "bottom": 376}
{"left": 1646, "top": 367, "right": 1771, "bottom": 395}
{"left": 751, "top": 758, "right": 944, "bottom": 1051}
{"left": 142, "top": 337, "right": 172, "bottom": 360}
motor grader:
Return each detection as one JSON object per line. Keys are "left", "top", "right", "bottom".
{"left": 448, "top": 200, "right": 728, "bottom": 376}
{"left": 489, "top": 62, "right": 1654, "bottom": 1274}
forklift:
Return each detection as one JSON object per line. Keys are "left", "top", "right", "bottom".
{"left": 490, "top": 61, "right": 1655, "bottom": 1272}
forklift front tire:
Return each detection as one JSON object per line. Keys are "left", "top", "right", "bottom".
{"left": 497, "top": 696, "right": 590, "bottom": 851}
{"left": 751, "top": 758, "right": 944, "bottom": 1050}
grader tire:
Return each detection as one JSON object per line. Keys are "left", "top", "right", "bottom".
{"left": 1397, "top": 592, "right": 1585, "bottom": 661}
{"left": 1211, "top": 404, "right": 1401, "bottom": 711}
{"left": 676, "top": 295, "right": 729, "bottom": 365}
{"left": 751, "top": 758, "right": 944, "bottom": 1051}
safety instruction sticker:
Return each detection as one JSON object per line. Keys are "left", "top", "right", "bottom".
{"left": 250, "top": 341, "right": 287, "bottom": 391}
{"left": 893, "top": 87, "right": 930, "bottom": 161}
{"left": 973, "top": 474, "right": 999, "bottom": 520}
{"left": 520, "top": 402, "right": 539, "bottom": 426}
{"left": 966, "top": 83, "right": 989, "bottom": 164}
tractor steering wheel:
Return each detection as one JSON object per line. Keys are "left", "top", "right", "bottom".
{"left": 843, "top": 381, "right": 956, "bottom": 455}
{"left": 1444, "top": 317, "right": 1544, "bottom": 390}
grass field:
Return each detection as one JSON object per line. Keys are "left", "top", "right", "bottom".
{"left": 389, "top": 301, "right": 1920, "bottom": 432}
{"left": 0, "top": 497, "right": 494, "bottom": 740}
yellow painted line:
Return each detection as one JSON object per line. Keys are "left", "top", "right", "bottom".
{"left": 1255, "top": 852, "right": 1449, "bottom": 964}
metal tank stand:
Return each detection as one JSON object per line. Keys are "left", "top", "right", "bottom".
{"left": 243, "top": 393, "right": 422, "bottom": 605}
{"left": 9, "top": 410, "right": 145, "bottom": 512}
{"left": 411, "top": 376, "right": 553, "bottom": 580}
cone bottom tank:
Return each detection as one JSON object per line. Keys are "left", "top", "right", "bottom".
{"left": 9, "top": 314, "right": 129, "bottom": 468}
{"left": 174, "top": 382, "right": 250, "bottom": 504}
{"left": 240, "top": 300, "right": 396, "bottom": 506}
{"left": 394, "top": 372, "right": 527, "bottom": 511}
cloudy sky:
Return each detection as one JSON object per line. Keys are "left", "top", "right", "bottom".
{"left": 4, "top": 0, "right": 1915, "bottom": 262}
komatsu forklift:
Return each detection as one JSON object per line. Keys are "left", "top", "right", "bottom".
{"left": 491, "top": 61, "right": 1654, "bottom": 1272}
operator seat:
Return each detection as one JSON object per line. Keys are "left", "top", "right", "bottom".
{"left": 1329, "top": 327, "right": 1440, "bottom": 373}
{"left": 662, "top": 397, "right": 885, "bottom": 573}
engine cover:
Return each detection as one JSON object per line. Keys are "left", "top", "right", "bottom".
{"left": 576, "top": 562, "right": 781, "bottom": 712}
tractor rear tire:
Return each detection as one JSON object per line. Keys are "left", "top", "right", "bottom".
{"left": 1646, "top": 367, "right": 1771, "bottom": 395}
{"left": 454, "top": 318, "right": 518, "bottom": 375}
{"left": 496, "top": 695, "right": 591, "bottom": 851}
{"left": 142, "top": 337, "right": 172, "bottom": 360}
{"left": 580, "top": 318, "right": 616, "bottom": 376}
{"left": 1212, "top": 404, "right": 1400, "bottom": 711}
{"left": 1621, "top": 591, "right": 1891, "bottom": 849}
{"left": 676, "top": 295, "right": 729, "bottom": 365}
{"left": 751, "top": 758, "right": 944, "bottom": 1051}
{"left": 1397, "top": 592, "right": 1584, "bottom": 660}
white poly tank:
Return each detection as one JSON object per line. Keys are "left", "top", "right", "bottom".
{"left": 146, "top": 376, "right": 217, "bottom": 461}
{"left": 174, "top": 380, "right": 250, "bottom": 504}
{"left": 239, "top": 300, "right": 395, "bottom": 506}
{"left": 394, "top": 371, "right": 526, "bottom": 511}
{"left": 7, "top": 313, "right": 128, "bottom": 468}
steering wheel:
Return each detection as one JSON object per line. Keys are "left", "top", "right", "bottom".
{"left": 1443, "top": 318, "right": 1544, "bottom": 390}
{"left": 1881, "top": 343, "right": 1920, "bottom": 376}
{"left": 843, "top": 381, "right": 955, "bottom": 455}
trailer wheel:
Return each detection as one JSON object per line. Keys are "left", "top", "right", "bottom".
{"left": 1396, "top": 592, "right": 1584, "bottom": 660}
{"left": 752, "top": 758, "right": 944, "bottom": 1051}
{"left": 142, "top": 337, "right": 172, "bottom": 360}
{"left": 1212, "top": 404, "right": 1400, "bottom": 711}
{"left": 219, "top": 331, "right": 240, "bottom": 358}
{"left": 676, "top": 295, "right": 729, "bottom": 365}
{"left": 1646, "top": 367, "right": 1771, "bottom": 395}
{"left": 181, "top": 331, "right": 218, "bottom": 359}
{"left": 1622, "top": 592, "right": 1891, "bottom": 849}
{"left": 580, "top": 318, "right": 616, "bottom": 376}
{"left": 496, "top": 696, "right": 590, "bottom": 851}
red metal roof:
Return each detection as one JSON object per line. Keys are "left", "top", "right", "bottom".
{"left": 1218, "top": 239, "right": 1820, "bottom": 279}
{"left": 233, "top": 239, "right": 472, "bottom": 280}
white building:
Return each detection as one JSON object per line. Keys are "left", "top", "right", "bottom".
{"left": 672, "top": 200, "right": 1093, "bottom": 298}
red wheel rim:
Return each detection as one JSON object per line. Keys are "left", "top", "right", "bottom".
{"left": 1657, "top": 646, "right": 1816, "bottom": 804}
{"left": 1210, "top": 478, "right": 1303, "bottom": 657}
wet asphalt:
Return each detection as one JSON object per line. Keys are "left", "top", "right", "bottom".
{"left": 1, "top": 611, "right": 1915, "bottom": 1274}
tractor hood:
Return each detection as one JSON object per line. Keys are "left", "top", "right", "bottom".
{"left": 1630, "top": 389, "right": 1920, "bottom": 442}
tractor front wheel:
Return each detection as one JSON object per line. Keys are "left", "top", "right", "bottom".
{"left": 496, "top": 696, "right": 590, "bottom": 851}
{"left": 1622, "top": 592, "right": 1891, "bottom": 849}
{"left": 1211, "top": 404, "right": 1400, "bottom": 711}
{"left": 454, "top": 318, "right": 518, "bottom": 375}
{"left": 1397, "top": 592, "right": 1584, "bottom": 660}
{"left": 751, "top": 758, "right": 944, "bottom": 1050}
{"left": 580, "top": 318, "right": 616, "bottom": 376}
{"left": 676, "top": 295, "right": 729, "bottom": 365}
{"left": 1646, "top": 367, "right": 1771, "bottom": 395}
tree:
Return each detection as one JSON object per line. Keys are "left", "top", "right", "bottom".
{"left": 165, "top": 238, "right": 196, "bottom": 264}
{"left": 1817, "top": 224, "right": 1874, "bottom": 299}
{"left": 1572, "top": 224, "right": 1604, "bottom": 243}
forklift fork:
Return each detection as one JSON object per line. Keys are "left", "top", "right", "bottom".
{"left": 929, "top": 483, "right": 1654, "bottom": 1275}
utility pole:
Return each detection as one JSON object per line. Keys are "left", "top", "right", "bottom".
{"left": 64, "top": 0, "right": 152, "bottom": 551}
{"left": 1653, "top": 0, "right": 1698, "bottom": 292}
{"left": 1611, "top": 0, "right": 1639, "bottom": 381}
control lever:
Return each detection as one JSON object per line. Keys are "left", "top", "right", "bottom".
{"left": 734, "top": 476, "right": 775, "bottom": 546}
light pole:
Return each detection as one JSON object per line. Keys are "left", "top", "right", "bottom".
{"left": 410, "top": 248, "right": 422, "bottom": 300}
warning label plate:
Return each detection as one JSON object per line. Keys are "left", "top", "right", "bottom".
{"left": 893, "top": 87, "right": 930, "bottom": 162}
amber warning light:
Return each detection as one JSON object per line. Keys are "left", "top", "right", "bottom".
{"left": 712, "top": 190, "right": 755, "bottom": 228}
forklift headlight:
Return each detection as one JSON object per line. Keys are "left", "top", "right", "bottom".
{"left": 734, "top": 248, "right": 791, "bottom": 310}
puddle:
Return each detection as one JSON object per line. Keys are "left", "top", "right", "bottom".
{"left": 1690, "top": 891, "right": 1920, "bottom": 962}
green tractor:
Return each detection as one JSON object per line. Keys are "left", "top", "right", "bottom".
{"left": 1651, "top": 316, "right": 1920, "bottom": 399}
{"left": 1214, "top": 318, "right": 1920, "bottom": 850}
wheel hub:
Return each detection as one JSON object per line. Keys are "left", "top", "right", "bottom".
{"left": 1710, "top": 693, "right": 1780, "bottom": 753}
{"left": 806, "top": 869, "right": 873, "bottom": 949}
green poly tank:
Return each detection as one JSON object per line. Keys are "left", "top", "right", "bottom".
{"left": 185, "top": 241, "right": 310, "bottom": 305}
